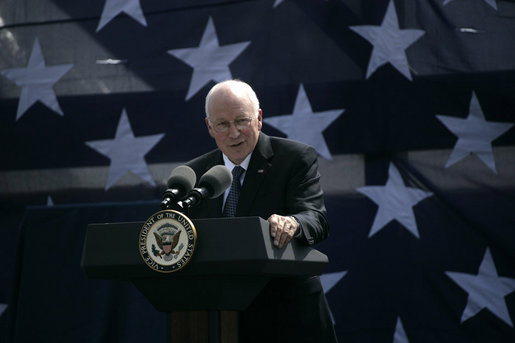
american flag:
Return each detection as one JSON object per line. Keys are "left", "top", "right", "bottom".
{"left": 1, "top": 0, "right": 515, "bottom": 342}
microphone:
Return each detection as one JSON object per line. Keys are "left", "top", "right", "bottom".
{"left": 160, "top": 165, "right": 197, "bottom": 210}
{"left": 182, "top": 165, "right": 232, "bottom": 208}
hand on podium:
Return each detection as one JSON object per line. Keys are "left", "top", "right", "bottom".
{"left": 267, "top": 214, "right": 299, "bottom": 248}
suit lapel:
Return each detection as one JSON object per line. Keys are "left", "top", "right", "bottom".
{"left": 237, "top": 133, "right": 273, "bottom": 216}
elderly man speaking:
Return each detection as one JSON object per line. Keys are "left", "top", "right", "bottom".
{"left": 186, "top": 79, "right": 337, "bottom": 343}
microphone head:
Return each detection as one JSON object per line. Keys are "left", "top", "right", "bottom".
{"left": 198, "top": 165, "right": 233, "bottom": 198}
{"left": 166, "top": 165, "right": 197, "bottom": 198}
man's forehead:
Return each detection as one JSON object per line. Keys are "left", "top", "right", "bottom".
{"left": 212, "top": 113, "right": 249, "bottom": 122}
{"left": 209, "top": 95, "right": 252, "bottom": 116}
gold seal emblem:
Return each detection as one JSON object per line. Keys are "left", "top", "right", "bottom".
{"left": 139, "top": 210, "right": 197, "bottom": 273}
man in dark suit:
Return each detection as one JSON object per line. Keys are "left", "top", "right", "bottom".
{"left": 186, "top": 80, "right": 337, "bottom": 342}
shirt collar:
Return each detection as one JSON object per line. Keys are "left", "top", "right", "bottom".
{"left": 222, "top": 153, "right": 252, "bottom": 172}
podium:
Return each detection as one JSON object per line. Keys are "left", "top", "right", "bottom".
{"left": 81, "top": 216, "right": 328, "bottom": 342}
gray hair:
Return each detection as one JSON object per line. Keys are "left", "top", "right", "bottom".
{"left": 205, "top": 80, "right": 260, "bottom": 119}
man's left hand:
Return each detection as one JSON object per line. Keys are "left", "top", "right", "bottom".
{"left": 267, "top": 214, "right": 298, "bottom": 248}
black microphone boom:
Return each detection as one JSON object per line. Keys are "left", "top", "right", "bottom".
{"left": 160, "top": 165, "right": 197, "bottom": 210}
{"left": 182, "top": 165, "right": 233, "bottom": 208}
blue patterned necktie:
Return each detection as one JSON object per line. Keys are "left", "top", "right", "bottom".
{"left": 223, "top": 166, "right": 245, "bottom": 217}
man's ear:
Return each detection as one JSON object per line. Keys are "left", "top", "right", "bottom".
{"left": 257, "top": 109, "right": 263, "bottom": 131}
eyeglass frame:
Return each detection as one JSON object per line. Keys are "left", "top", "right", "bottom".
{"left": 207, "top": 115, "right": 256, "bottom": 133}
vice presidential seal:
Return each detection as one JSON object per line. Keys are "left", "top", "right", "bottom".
{"left": 139, "top": 210, "right": 197, "bottom": 273}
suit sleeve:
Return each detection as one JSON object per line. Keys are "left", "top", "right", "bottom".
{"left": 286, "top": 145, "right": 329, "bottom": 245}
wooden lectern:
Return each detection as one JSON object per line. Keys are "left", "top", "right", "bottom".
{"left": 81, "top": 216, "right": 328, "bottom": 343}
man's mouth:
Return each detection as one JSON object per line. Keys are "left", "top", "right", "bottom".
{"left": 229, "top": 142, "right": 243, "bottom": 148}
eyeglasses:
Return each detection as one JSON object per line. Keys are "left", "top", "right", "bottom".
{"left": 209, "top": 117, "right": 254, "bottom": 133}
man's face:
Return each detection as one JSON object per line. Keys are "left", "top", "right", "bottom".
{"left": 206, "top": 89, "right": 262, "bottom": 165}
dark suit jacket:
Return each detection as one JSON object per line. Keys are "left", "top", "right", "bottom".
{"left": 185, "top": 132, "right": 337, "bottom": 342}
{"left": 186, "top": 132, "right": 329, "bottom": 245}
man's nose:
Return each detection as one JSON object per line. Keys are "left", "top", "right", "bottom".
{"left": 227, "top": 122, "right": 240, "bottom": 137}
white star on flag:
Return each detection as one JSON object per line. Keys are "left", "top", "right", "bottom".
{"left": 436, "top": 92, "right": 513, "bottom": 174}
{"left": 0, "top": 38, "right": 73, "bottom": 121}
{"left": 320, "top": 271, "right": 347, "bottom": 294}
{"left": 167, "top": 17, "right": 251, "bottom": 101}
{"left": 349, "top": 0, "right": 425, "bottom": 80}
{"left": 85, "top": 109, "right": 164, "bottom": 190}
{"left": 96, "top": 0, "right": 147, "bottom": 32}
{"left": 393, "top": 317, "right": 410, "bottom": 343}
{"left": 443, "top": 0, "right": 497, "bottom": 10}
{"left": 356, "top": 163, "right": 433, "bottom": 238}
{"left": 446, "top": 248, "right": 515, "bottom": 327}
{"left": 263, "top": 84, "right": 344, "bottom": 160}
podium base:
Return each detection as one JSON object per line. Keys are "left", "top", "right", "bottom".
{"left": 168, "top": 311, "right": 238, "bottom": 343}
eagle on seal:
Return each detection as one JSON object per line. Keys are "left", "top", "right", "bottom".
{"left": 154, "top": 225, "right": 182, "bottom": 256}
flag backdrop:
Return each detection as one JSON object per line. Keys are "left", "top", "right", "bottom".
{"left": 1, "top": 0, "right": 515, "bottom": 342}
